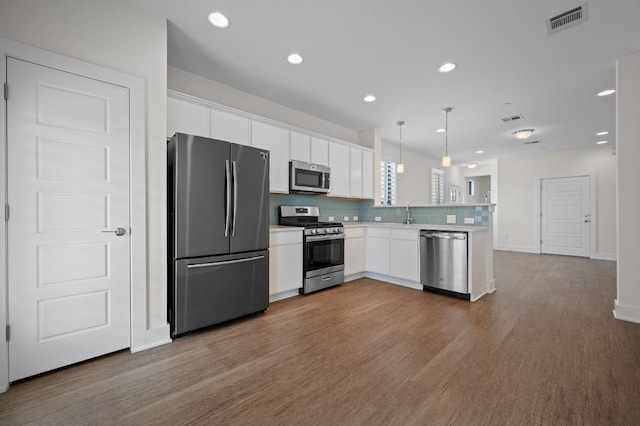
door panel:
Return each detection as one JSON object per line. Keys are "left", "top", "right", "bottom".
{"left": 541, "top": 176, "right": 590, "bottom": 257}
{"left": 7, "top": 58, "right": 131, "bottom": 381}
{"left": 230, "top": 144, "right": 269, "bottom": 253}
{"left": 172, "top": 134, "right": 230, "bottom": 258}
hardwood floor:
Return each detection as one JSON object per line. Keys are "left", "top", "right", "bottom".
{"left": 1, "top": 251, "right": 640, "bottom": 425}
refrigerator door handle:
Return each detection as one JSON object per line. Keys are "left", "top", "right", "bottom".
{"left": 232, "top": 160, "right": 238, "bottom": 237}
{"left": 225, "top": 160, "right": 231, "bottom": 237}
{"left": 186, "top": 255, "right": 266, "bottom": 269}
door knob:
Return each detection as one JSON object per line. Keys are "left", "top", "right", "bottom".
{"left": 102, "top": 227, "right": 127, "bottom": 236}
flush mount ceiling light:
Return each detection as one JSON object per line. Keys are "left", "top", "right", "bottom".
{"left": 475, "top": 150, "right": 484, "bottom": 154}
{"left": 439, "top": 62, "right": 456, "bottom": 73}
{"left": 597, "top": 89, "right": 616, "bottom": 97}
{"left": 442, "top": 107, "right": 452, "bottom": 167}
{"left": 466, "top": 162, "right": 478, "bottom": 169}
{"left": 207, "top": 12, "right": 230, "bottom": 28}
{"left": 513, "top": 129, "right": 535, "bottom": 140}
{"left": 363, "top": 94, "right": 376, "bottom": 103}
{"left": 287, "top": 53, "right": 304, "bottom": 65}
{"left": 396, "top": 120, "right": 405, "bottom": 174}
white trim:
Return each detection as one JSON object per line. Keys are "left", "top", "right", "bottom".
{"left": 613, "top": 299, "right": 640, "bottom": 324}
{"left": 0, "top": 37, "right": 166, "bottom": 392}
{"left": 493, "top": 244, "right": 540, "bottom": 254}
{"left": 593, "top": 252, "right": 617, "bottom": 261}
{"left": 535, "top": 173, "right": 597, "bottom": 258}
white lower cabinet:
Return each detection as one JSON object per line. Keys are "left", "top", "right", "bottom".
{"left": 365, "top": 227, "right": 390, "bottom": 275}
{"left": 269, "top": 231, "right": 302, "bottom": 297}
{"left": 389, "top": 229, "right": 419, "bottom": 282}
{"left": 344, "top": 227, "right": 365, "bottom": 277}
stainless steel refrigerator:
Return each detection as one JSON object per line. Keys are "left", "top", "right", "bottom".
{"left": 168, "top": 133, "right": 270, "bottom": 337}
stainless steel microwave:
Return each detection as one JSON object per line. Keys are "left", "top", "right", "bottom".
{"left": 289, "top": 160, "right": 330, "bottom": 194}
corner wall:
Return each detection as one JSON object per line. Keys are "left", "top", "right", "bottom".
{"left": 614, "top": 51, "right": 640, "bottom": 323}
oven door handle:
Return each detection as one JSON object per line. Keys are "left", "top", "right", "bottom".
{"left": 305, "top": 234, "right": 345, "bottom": 242}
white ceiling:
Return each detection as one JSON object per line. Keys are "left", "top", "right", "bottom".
{"left": 132, "top": 0, "right": 640, "bottom": 166}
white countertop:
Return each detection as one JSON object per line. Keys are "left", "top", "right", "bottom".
{"left": 271, "top": 223, "right": 488, "bottom": 233}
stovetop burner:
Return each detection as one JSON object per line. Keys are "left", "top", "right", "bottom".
{"left": 278, "top": 206, "right": 343, "bottom": 229}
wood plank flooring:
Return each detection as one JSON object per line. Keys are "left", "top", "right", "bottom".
{"left": 2, "top": 251, "right": 640, "bottom": 425}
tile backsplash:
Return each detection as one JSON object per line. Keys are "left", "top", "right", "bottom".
{"left": 270, "top": 194, "right": 491, "bottom": 227}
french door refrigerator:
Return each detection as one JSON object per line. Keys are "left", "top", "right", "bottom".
{"left": 168, "top": 133, "right": 270, "bottom": 337}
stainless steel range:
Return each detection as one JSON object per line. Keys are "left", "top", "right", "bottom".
{"left": 278, "top": 206, "right": 344, "bottom": 294}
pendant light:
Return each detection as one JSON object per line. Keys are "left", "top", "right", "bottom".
{"left": 396, "top": 120, "right": 405, "bottom": 173}
{"left": 442, "top": 107, "right": 452, "bottom": 167}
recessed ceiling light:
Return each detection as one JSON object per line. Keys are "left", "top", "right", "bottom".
{"left": 363, "top": 95, "right": 376, "bottom": 103}
{"left": 439, "top": 62, "right": 456, "bottom": 73}
{"left": 208, "top": 12, "right": 230, "bottom": 28}
{"left": 596, "top": 140, "right": 608, "bottom": 145}
{"left": 475, "top": 150, "right": 484, "bottom": 154}
{"left": 287, "top": 53, "right": 304, "bottom": 65}
{"left": 436, "top": 128, "right": 445, "bottom": 133}
{"left": 597, "top": 89, "right": 616, "bottom": 97}
{"left": 596, "top": 131, "right": 609, "bottom": 136}
{"left": 466, "top": 162, "right": 478, "bottom": 169}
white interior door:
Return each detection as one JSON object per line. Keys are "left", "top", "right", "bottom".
{"left": 540, "top": 176, "right": 590, "bottom": 257}
{"left": 7, "top": 57, "right": 131, "bottom": 381}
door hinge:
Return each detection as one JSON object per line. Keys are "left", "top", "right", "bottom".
{"left": 3, "top": 82, "right": 7, "bottom": 101}
{"left": 4, "top": 204, "right": 9, "bottom": 221}
{"left": 5, "top": 325, "right": 9, "bottom": 342}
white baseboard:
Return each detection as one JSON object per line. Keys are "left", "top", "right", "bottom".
{"left": 493, "top": 244, "right": 540, "bottom": 254}
{"left": 131, "top": 324, "right": 172, "bottom": 353}
{"left": 593, "top": 252, "right": 617, "bottom": 261}
{"left": 269, "top": 289, "right": 300, "bottom": 303}
{"left": 363, "top": 272, "right": 423, "bottom": 291}
{"left": 613, "top": 299, "right": 640, "bottom": 324}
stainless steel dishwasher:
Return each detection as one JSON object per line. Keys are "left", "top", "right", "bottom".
{"left": 420, "top": 230, "right": 470, "bottom": 300}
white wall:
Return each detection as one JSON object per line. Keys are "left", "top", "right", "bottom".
{"left": 168, "top": 66, "right": 359, "bottom": 145}
{"left": 496, "top": 146, "right": 617, "bottom": 258}
{"left": 614, "top": 50, "right": 640, "bottom": 323}
{"left": 0, "top": 0, "right": 168, "bottom": 327}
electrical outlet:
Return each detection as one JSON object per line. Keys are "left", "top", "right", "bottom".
{"left": 464, "top": 217, "right": 475, "bottom": 224}
{"left": 343, "top": 216, "right": 349, "bottom": 222}
{"left": 328, "top": 216, "right": 334, "bottom": 221}
{"left": 353, "top": 215, "right": 358, "bottom": 221}
{"left": 447, "top": 215, "right": 457, "bottom": 224}
{"left": 375, "top": 216, "right": 382, "bottom": 222}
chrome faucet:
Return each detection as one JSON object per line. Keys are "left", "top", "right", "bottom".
{"left": 404, "top": 203, "right": 413, "bottom": 224}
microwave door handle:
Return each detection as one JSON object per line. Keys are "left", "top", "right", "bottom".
{"left": 225, "top": 160, "right": 231, "bottom": 237}
{"left": 232, "top": 160, "right": 238, "bottom": 237}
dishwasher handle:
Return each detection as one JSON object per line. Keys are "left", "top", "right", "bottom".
{"left": 420, "top": 231, "right": 467, "bottom": 240}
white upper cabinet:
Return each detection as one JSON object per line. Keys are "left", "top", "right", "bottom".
{"left": 362, "top": 149, "right": 374, "bottom": 199}
{"left": 329, "top": 141, "right": 350, "bottom": 197}
{"left": 167, "top": 97, "right": 210, "bottom": 138}
{"left": 311, "top": 137, "right": 329, "bottom": 166}
{"left": 210, "top": 108, "right": 250, "bottom": 146}
{"left": 350, "top": 147, "right": 363, "bottom": 197}
{"left": 251, "top": 121, "right": 290, "bottom": 193}
{"left": 290, "top": 131, "right": 311, "bottom": 162}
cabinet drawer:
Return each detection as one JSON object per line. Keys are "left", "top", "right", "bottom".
{"left": 345, "top": 227, "right": 364, "bottom": 238}
{"left": 390, "top": 229, "right": 419, "bottom": 241}
{"left": 366, "top": 227, "right": 389, "bottom": 239}
{"left": 270, "top": 230, "right": 302, "bottom": 246}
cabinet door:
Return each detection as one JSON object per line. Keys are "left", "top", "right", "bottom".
{"left": 362, "top": 150, "right": 374, "bottom": 199}
{"left": 251, "top": 121, "right": 290, "bottom": 193}
{"left": 329, "top": 141, "right": 350, "bottom": 197}
{"left": 350, "top": 147, "right": 363, "bottom": 197}
{"left": 365, "top": 228, "right": 390, "bottom": 275}
{"left": 167, "top": 97, "right": 210, "bottom": 138}
{"left": 390, "top": 230, "right": 419, "bottom": 281}
{"left": 210, "top": 108, "right": 250, "bottom": 146}
{"left": 311, "top": 137, "right": 329, "bottom": 166}
{"left": 269, "top": 243, "right": 303, "bottom": 295}
{"left": 291, "top": 131, "right": 311, "bottom": 162}
{"left": 345, "top": 229, "right": 365, "bottom": 276}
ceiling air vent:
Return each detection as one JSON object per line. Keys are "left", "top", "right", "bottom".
{"left": 546, "top": 3, "right": 588, "bottom": 35}
{"left": 524, "top": 140, "right": 540, "bottom": 145}
{"left": 501, "top": 114, "right": 524, "bottom": 123}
